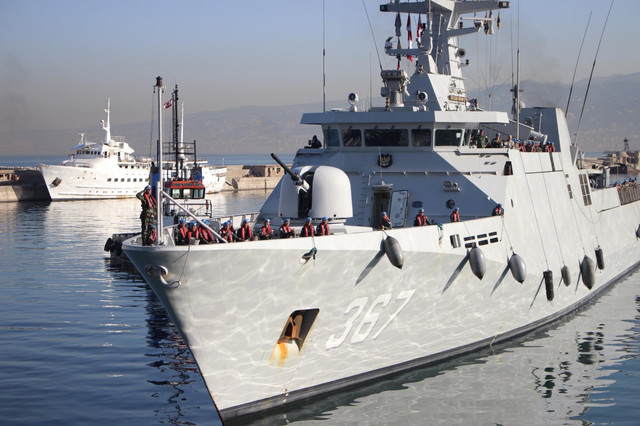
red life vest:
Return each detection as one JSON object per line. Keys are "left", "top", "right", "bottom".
{"left": 261, "top": 225, "right": 272, "bottom": 237}
{"left": 316, "top": 223, "right": 330, "bottom": 236}
{"left": 143, "top": 192, "right": 156, "bottom": 209}
{"left": 416, "top": 215, "right": 426, "bottom": 226}
{"left": 200, "top": 228, "right": 213, "bottom": 242}
{"left": 450, "top": 210, "right": 460, "bottom": 222}
{"left": 237, "top": 225, "right": 252, "bottom": 241}
{"left": 221, "top": 227, "right": 233, "bottom": 242}
{"left": 176, "top": 225, "right": 189, "bottom": 243}
{"left": 301, "top": 223, "right": 314, "bottom": 237}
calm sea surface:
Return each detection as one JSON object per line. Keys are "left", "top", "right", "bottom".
{"left": 1, "top": 189, "right": 640, "bottom": 424}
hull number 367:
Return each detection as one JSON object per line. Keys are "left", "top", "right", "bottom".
{"left": 325, "top": 289, "right": 416, "bottom": 349}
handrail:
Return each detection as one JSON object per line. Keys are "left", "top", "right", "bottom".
{"left": 162, "top": 190, "right": 227, "bottom": 243}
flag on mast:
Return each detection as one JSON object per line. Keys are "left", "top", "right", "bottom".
{"left": 407, "top": 14, "right": 413, "bottom": 62}
{"left": 417, "top": 14, "right": 423, "bottom": 39}
{"left": 397, "top": 39, "right": 402, "bottom": 70}
{"left": 163, "top": 99, "right": 173, "bottom": 109}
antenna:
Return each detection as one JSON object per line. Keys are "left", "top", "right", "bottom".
{"left": 362, "top": 0, "right": 383, "bottom": 72}
{"left": 575, "top": 0, "right": 614, "bottom": 145}
{"left": 565, "top": 12, "right": 592, "bottom": 118}
{"left": 322, "top": 0, "right": 326, "bottom": 112}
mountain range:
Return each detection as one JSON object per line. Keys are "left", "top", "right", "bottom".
{"left": 2, "top": 72, "right": 638, "bottom": 158}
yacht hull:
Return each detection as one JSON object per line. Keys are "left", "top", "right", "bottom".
{"left": 38, "top": 162, "right": 149, "bottom": 200}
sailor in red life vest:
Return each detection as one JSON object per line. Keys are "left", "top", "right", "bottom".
{"left": 236, "top": 218, "right": 253, "bottom": 241}
{"left": 279, "top": 218, "right": 295, "bottom": 238}
{"left": 414, "top": 208, "right": 427, "bottom": 226}
{"left": 220, "top": 221, "right": 234, "bottom": 242}
{"left": 315, "top": 217, "right": 330, "bottom": 236}
{"left": 227, "top": 220, "right": 235, "bottom": 236}
{"left": 174, "top": 218, "right": 190, "bottom": 245}
{"left": 300, "top": 217, "right": 314, "bottom": 237}
{"left": 187, "top": 222, "right": 200, "bottom": 242}
{"left": 492, "top": 203, "right": 504, "bottom": 216}
{"left": 450, "top": 207, "right": 460, "bottom": 222}
{"left": 379, "top": 212, "right": 392, "bottom": 230}
{"left": 198, "top": 220, "right": 215, "bottom": 244}
{"left": 259, "top": 218, "right": 273, "bottom": 240}
{"left": 136, "top": 185, "right": 157, "bottom": 243}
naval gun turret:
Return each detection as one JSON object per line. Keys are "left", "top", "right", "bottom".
{"left": 272, "top": 153, "right": 352, "bottom": 221}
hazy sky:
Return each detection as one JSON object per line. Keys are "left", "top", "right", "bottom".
{"left": 1, "top": 0, "right": 636, "bottom": 133}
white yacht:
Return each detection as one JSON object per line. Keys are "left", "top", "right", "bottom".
{"left": 38, "top": 98, "right": 151, "bottom": 200}
{"left": 38, "top": 98, "right": 226, "bottom": 200}
{"left": 123, "top": 0, "right": 640, "bottom": 422}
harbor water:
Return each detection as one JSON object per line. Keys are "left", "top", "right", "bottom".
{"left": 1, "top": 191, "right": 640, "bottom": 425}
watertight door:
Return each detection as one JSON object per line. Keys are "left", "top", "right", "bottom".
{"left": 389, "top": 190, "right": 408, "bottom": 227}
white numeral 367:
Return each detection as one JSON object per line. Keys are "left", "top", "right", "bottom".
{"left": 326, "top": 289, "right": 416, "bottom": 349}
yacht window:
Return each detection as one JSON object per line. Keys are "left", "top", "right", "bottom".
{"left": 323, "top": 128, "right": 340, "bottom": 147}
{"left": 411, "top": 129, "right": 432, "bottom": 146}
{"left": 127, "top": 178, "right": 131, "bottom": 182}
{"left": 171, "top": 189, "right": 181, "bottom": 198}
{"left": 107, "top": 178, "right": 112, "bottom": 182}
{"left": 435, "top": 129, "right": 462, "bottom": 147}
{"left": 365, "top": 129, "right": 409, "bottom": 146}
{"left": 342, "top": 129, "right": 362, "bottom": 147}
{"left": 183, "top": 188, "right": 191, "bottom": 198}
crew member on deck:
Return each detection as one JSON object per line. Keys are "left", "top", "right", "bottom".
{"left": 309, "top": 135, "right": 322, "bottom": 148}
{"left": 492, "top": 203, "right": 504, "bottom": 216}
{"left": 450, "top": 207, "right": 460, "bottom": 222}
{"left": 259, "top": 219, "right": 273, "bottom": 240}
{"left": 300, "top": 217, "right": 314, "bottom": 237}
{"left": 198, "top": 220, "right": 215, "bottom": 244}
{"left": 279, "top": 218, "right": 295, "bottom": 238}
{"left": 414, "top": 208, "right": 428, "bottom": 226}
{"left": 220, "top": 221, "right": 234, "bottom": 242}
{"left": 316, "top": 217, "right": 330, "bottom": 236}
{"left": 136, "top": 185, "right": 157, "bottom": 245}
{"left": 379, "top": 212, "right": 392, "bottom": 230}
{"left": 174, "top": 218, "right": 190, "bottom": 245}
{"left": 236, "top": 218, "right": 253, "bottom": 241}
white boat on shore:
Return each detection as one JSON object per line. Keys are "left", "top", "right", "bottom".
{"left": 38, "top": 98, "right": 226, "bottom": 201}
{"left": 123, "top": 1, "right": 640, "bottom": 422}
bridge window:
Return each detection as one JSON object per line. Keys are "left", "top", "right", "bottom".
{"left": 411, "top": 129, "right": 432, "bottom": 146}
{"left": 365, "top": 129, "right": 409, "bottom": 146}
{"left": 323, "top": 128, "right": 340, "bottom": 147}
{"left": 435, "top": 129, "right": 462, "bottom": 147}
{"left": 342, "top": 129, "right": 362, "bottom": 147}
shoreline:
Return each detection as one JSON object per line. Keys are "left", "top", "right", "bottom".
{"left": 0, "top": 164, "right": 285, "bottom": 203}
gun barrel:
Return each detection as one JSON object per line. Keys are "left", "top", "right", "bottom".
{"left": 271, "top": 153, "right": 300, "bottom": 181}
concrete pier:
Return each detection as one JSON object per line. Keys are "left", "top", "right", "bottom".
{"left": 0, "top": 168, "right": 48, "bottom": 202}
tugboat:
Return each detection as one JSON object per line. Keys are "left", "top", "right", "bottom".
{"left": 122, "top": 1, "right": 640, "bottom": 422}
